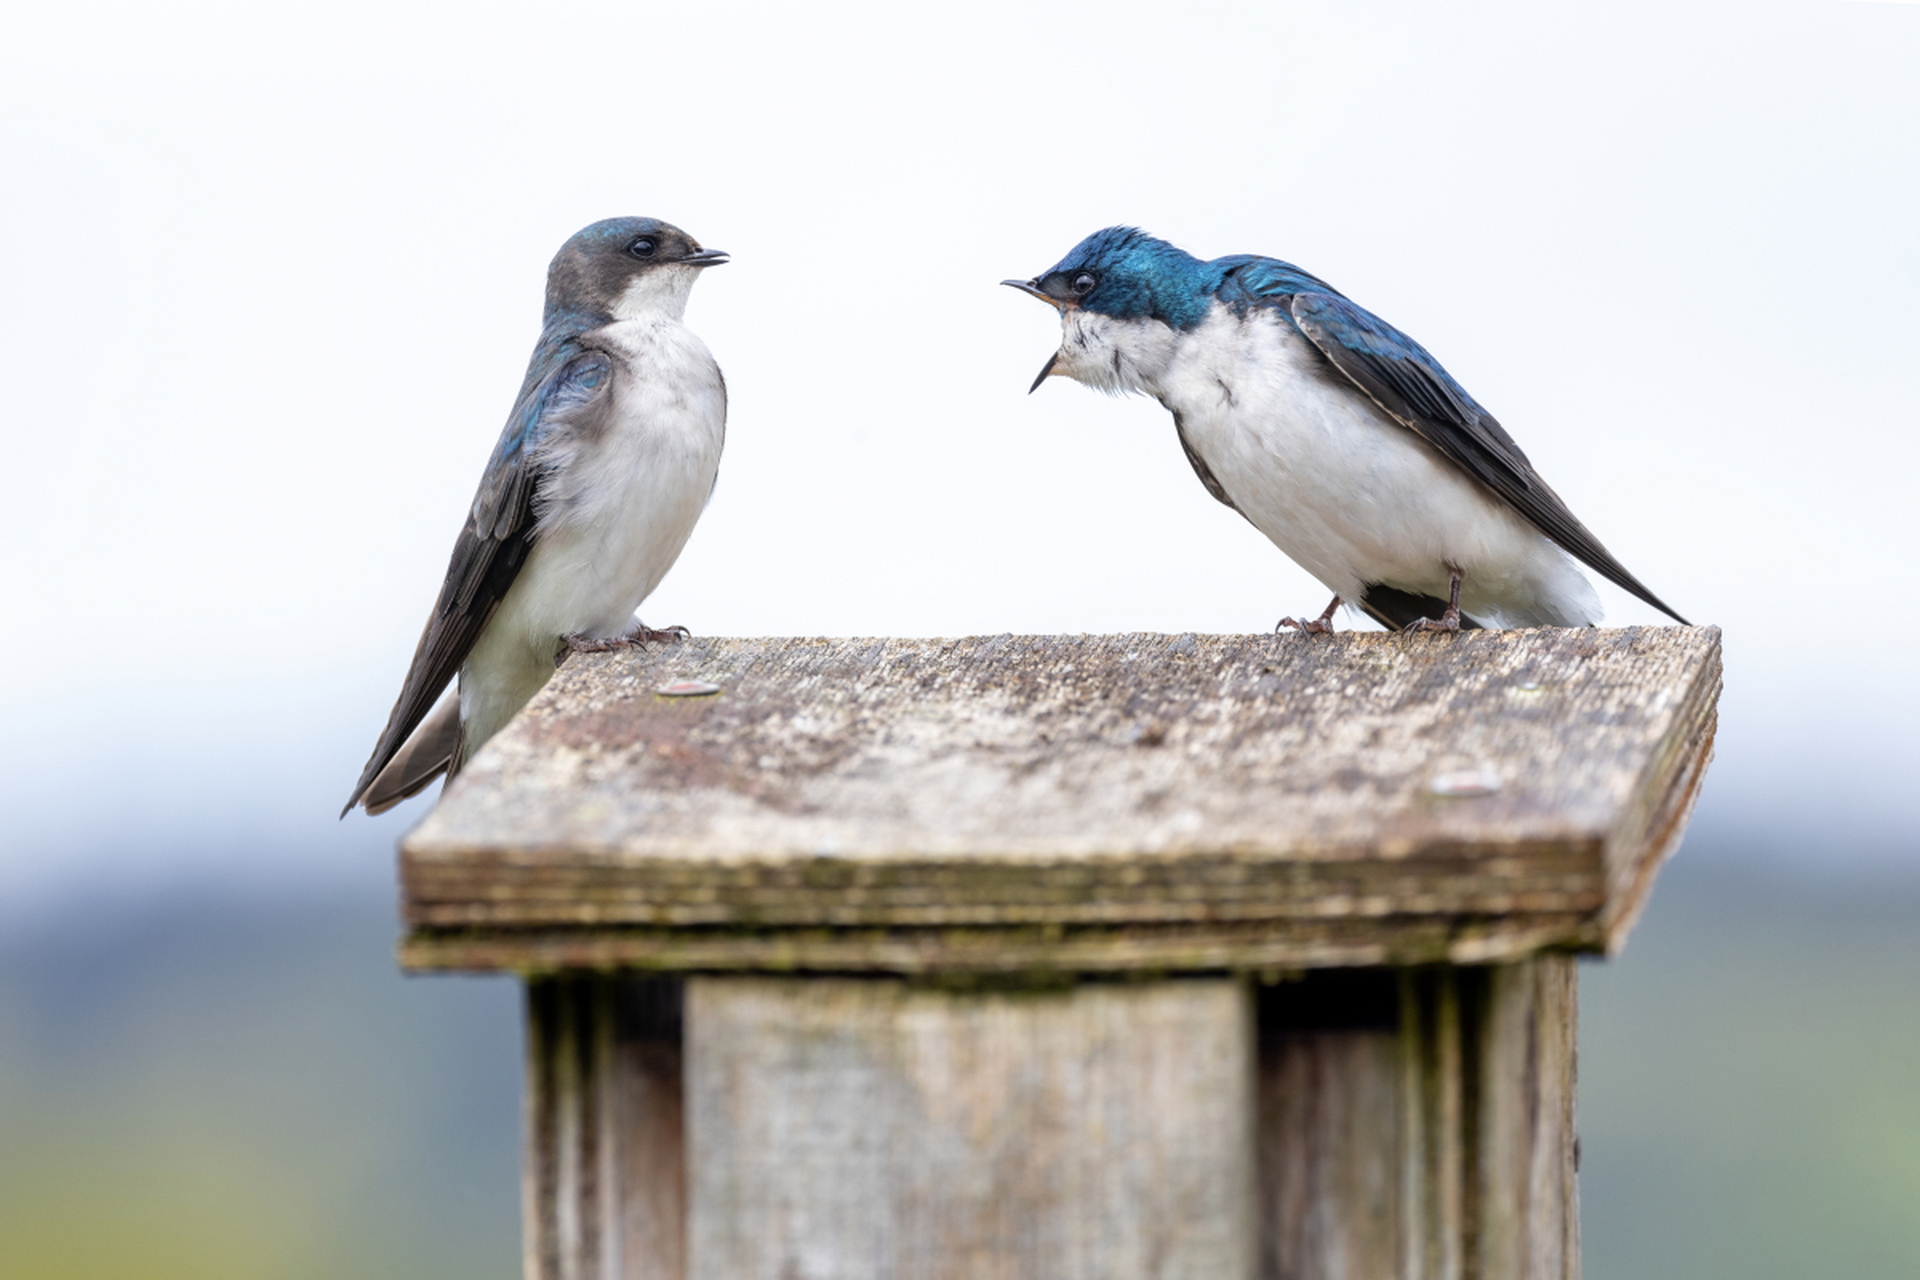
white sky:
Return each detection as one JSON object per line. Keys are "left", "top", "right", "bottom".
{"left": 2, "top": 0, "right": 1916, "bottom": 909}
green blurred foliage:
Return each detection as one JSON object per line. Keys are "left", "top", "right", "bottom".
{"left": 1, "top": 857, "right": 1915, "bottom": 1278}
{"left": 0, "top": 890, "right": 520, "bottom": 1280}
{"left": 1580, "top": 860, "right": 1920, "bottom": 1280}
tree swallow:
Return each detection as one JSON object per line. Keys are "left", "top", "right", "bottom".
{"left": 343, "top": 217, "right": 728, "bottom": 816}
{"left": 1004, "top": 228, "right": 1686, "bottom": 634}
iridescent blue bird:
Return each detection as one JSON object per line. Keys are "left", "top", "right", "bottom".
{"left": 1005, "top": 228, "right": 1686, "bottom": 634}
{"left": 344, "top": 217, "right": 728, "bottom": 815}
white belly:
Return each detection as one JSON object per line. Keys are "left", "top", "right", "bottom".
{"left": 1154, "top": 306, "right": 1597, "bottom": 627}
{"left": 460, "top": 316, "right": 726, "bottom": 752}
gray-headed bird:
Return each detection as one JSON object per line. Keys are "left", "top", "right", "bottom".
{"left": 1005, "top": 228, "right": 1685, "bottom": 634}
{"left": 344, "top": 217, "right": 728, "bottom": 816}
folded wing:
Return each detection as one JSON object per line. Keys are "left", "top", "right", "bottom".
{"left": 341, "top": 339, "right": 614, "bottom": 815}
{"left": 1282, "top": 289, "right": 1686, "bottom": 624}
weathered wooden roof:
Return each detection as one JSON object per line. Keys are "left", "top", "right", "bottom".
{"left": 400, "top": 627, "right": 1719, "bottom": 974}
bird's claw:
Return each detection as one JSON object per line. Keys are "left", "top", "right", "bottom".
{"left": 1400, "top": 567, "right": 1466, "bottom": 637}
{"left": 1276, "top": 595, "right": 1342, "bottom": 636}
{"left": 556, "top": 623, "right": 692, "bottom": 665}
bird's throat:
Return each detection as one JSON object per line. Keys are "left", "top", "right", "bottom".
{"left": 1052, "top": 309, "right": 1176, "bottom": 397}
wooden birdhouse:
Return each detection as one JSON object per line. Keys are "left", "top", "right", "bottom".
{"left": 399, "top": 627, "right": 1719, "bottom": 1280}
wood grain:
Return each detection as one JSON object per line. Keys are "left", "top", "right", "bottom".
{"left": 524, "top": 977, "right": 685, "bottom": 1280}
{"left": 1472, "top": 958, "right": 1579, "bottom": 1280}
{"left": 1258, "top": 1013, "right": 1405, "bottom": 1277}
{"left": 402, "top": 913, "right": 1597, "bottom": 975}
{"left": 520, "top": 963, "right": 1578, "bottom": 1280}
{"left": 400, "top": 628, "right": 1718, "bottom": 973}
{"left": 683, "top": 976, "right": 1257, "bottom": 1280}
{"left": 1255, "top": 958, "right": 1578, "bottom": 1280}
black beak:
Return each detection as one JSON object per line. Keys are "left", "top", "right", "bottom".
{"left": 1028, "top": 351, "right": 1060, "bottom": 394}
{"left": 682, "top": 248, "right": 730, "bottom": 267}
{"left": 1001, "top": 278, "right": 1051, "bottom": 303}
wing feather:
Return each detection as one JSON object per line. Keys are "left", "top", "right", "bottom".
{"left": 342, "top": 340, "right": 613, "bottom": 815}
{"left": 1272, "top": 288, "right": 1687, "bottom": 624}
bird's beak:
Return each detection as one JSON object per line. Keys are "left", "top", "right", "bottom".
{"left": 1002, "top": 280, "right": 1067, "bottom": 392}
{"left": 682, "top": 248, "right": 730, "bottom": 268}
{"left": 1001, "top": 278, "right": 1058, "bottom": 307}
{"left": 1028, "top": 351, "right": 1061, "bottom": 394}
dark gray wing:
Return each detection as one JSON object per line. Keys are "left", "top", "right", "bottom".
{"left": 342, "top": 340, "right": 613, "bottom": 815}
{"left": 1282, "top": 290, "right": 1687, "bottom": 624}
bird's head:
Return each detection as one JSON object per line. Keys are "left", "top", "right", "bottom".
{"left": 545, "top": 217, "right": 728, "bottom": 324}
{"left": 1002, "top": 227, "right": 1209, "bottom": 393}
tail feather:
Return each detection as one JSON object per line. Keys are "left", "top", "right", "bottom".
{"left": 354, "top": 690, "right": 462, "bottom": 816}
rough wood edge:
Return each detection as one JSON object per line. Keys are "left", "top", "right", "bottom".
{"left": 1596, "top": 626, "right": 1719, "bottom": 885}
{"left": 400, "top": 847, "right": 1607, "bottom": 930}
{"left": 399, "top": 913, "right": 1599, "bottom": 976}
{"left": 1599, "top": 703, "right": 1719, "bottom": 955}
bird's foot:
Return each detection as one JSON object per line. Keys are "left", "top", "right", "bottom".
{"left": 628, "top": 622, "right": 691, "bottom": 645}
{"left": 1403, "top": 610, "right": 1461, "bottom": 634}
{"left": 1400, "top": 566, "right": 1465, "bottom": 635}
{"left": 556, "top": 623, "right": 691, "bottom": 665}
{"left": 1277, "top": 595, "right": 1342, "bottom": 636}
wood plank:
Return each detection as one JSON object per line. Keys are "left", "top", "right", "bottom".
{"left": 401, "top": 914, "right": 1596, "bottom": 975}
{"left": 682, "top": 976, "right": 1257, "bottom": 1280}
{"left": 401, "top": 629, "right": 1717, "bottom": 973}
{"left": 1256, "top": 973, "right": 1405, "bottom": 1280}
{"left": 1403, "top": 968, "right": 1466, "bottom": 1280}
{"left": 1253, "top": 958, "right": 1578, "bottom": 1280}
{"left": 524, "top": 977, "right": 685, "bottom": 1280}
{"left": 1470, "top": 956, "right": 1579, "bottom": 1280}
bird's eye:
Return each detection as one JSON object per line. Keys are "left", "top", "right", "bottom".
{"left": 1072, "top": 272, "right": 1097, "bottom": 295}
{"left": 627, "top": 237, "right": 657, "bottom": 259}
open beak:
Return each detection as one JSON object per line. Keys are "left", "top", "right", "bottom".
{"left": 682, "top": 248, "right": 730, "bottom": 268}
{"left": 1003, "top": 279, "right": 1068, "bottom": 392}
{"left": 1027, "top": 351, "right": 1061, "bottom": 394}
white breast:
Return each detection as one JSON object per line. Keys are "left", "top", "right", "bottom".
{"left": 518, "top": 316, "right": 726, "bottom": 636}
{"left": 1142, "top": 305, "right": 1598, "bottom": 627}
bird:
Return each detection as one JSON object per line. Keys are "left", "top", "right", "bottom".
{"left": 342, "top": 217, "right": 729, "bottom": 816}
{"left": 1003, "top": 228, "right": 1686, "bottom": 635}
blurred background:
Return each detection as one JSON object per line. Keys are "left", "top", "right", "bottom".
{"left": 2, "top": 0, "right": 1915, "bottom": 1275}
